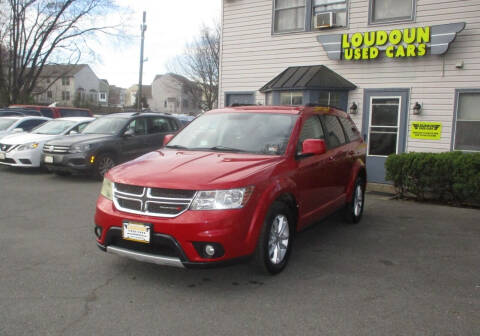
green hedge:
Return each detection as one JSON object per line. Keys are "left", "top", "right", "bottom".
{"left": 385, "top": 151, "right": 480, "bottom": 206}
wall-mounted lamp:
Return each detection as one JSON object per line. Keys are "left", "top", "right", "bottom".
{"left": 349, "top": 102, "right": 358, "bottom": 114}
{"left": 413, "top": 102, "right": 422, "bottom": 115}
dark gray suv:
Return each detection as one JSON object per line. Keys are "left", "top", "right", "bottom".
{"left": 41, "top": 112, "right": 183, "bottom": 178}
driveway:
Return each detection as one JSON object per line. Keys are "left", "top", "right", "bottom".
{"left": 0, "top": 166, "right": 478, "bottom": 335}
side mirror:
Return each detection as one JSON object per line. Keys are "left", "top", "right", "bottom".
{"left": 163, "top": 134, "right": 175, "bottom": 146}
{"left": 13, "top": 128, "right": 23, "bottom": 133}
{"left": 69, "top": 130, "right": 78, "bottom": 135}
{"left": 123, "top": 128, "right": 135, "bottom": 137}
{"left": 302, "top": 139, "right": 327, "bottom": 156}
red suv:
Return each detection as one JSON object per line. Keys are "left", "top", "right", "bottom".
{"left": 94, "top": 106, "right": 367, "bottom": 274}
{"left": 9, "top": 105, "right": 92, "bottom": 118}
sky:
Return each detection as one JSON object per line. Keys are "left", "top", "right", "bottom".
{"left": 90, "top": 0, "right": 221, "bottom": 89}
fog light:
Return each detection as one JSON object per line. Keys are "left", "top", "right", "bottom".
{"left": 205, "top": 244, "right": 215, "bottom": 257}
{"left": 94, "top": 226, "right": 102, "bottom": 238}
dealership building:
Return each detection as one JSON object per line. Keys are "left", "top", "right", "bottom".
{"left": 219, "top": 0, "right": 480, "bottom": 183}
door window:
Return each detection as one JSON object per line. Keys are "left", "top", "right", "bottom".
{"left": 147, "top": 117, "right": 171, "bottom": 134}
{"left": 297, "top": 116, "right": 325, "bottom": 153}
{"left": 339, "top": 116, "right": 360, "bottom": 142}
{"left": 454, "top": 92, "right": 480, "bottom": 151}
{"left": 368, "top": 97, "right": 400, "bottom": 156}
{"left": 126, "top": 118, "right": 147, "bottom": 136}
{"left": 321, "top": 115, "right": 346, "bottom": 148}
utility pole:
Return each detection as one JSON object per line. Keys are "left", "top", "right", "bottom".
{"left": 137, "top": 11, "right": 147, "bottom": 111}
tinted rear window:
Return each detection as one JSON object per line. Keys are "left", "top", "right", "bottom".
{"left": 58, "top": 109, "right": 90, "bottom": 117}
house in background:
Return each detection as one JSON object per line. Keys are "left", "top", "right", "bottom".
{"left": 150, "top": 73, "right": 202, "bottom": 115}
{"left": 108, "top": 85, "right": 127, "bottom": 108}
{"left": 125, "top": 84, "right": 153, "bottom": 108}
{"left": 99, "top": 79, "right": 109, "bottom": 107}
{"left": 33, "top": 64, "right": 101, "bottom": 107}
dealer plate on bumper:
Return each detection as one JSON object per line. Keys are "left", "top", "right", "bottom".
{"left": 122, "top": 221, "right": 151, "bottom": 243}
{"left": 44, "top": 155, "right": 53, "bottom": 163}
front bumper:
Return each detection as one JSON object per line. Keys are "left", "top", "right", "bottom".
{"left": 41, "top": 151, "right": 94, "bottom": 173}
{"left": 0, "top": 148, "right": 42, "bottom": 167}
{"left": 95, "top": 195, "right": 262, "bottom": 268}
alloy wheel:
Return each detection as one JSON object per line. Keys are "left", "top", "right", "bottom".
{"left": 268, "top": 214, "right": 290, "bottom": 265}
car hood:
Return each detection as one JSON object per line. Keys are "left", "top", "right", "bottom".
{"left": 0, "top": 132, "right": 55, "bottom": 145}
{"left": 108, "top": 149, "right": 285, "bottom": 190}
{"left": 45, "top": 133, "right": 116, "bottom": 146}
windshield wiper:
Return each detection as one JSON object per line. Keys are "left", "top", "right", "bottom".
{"left": 166, "top": 144, "right": 190, "bottom": 150}
{"left": 198, "top": 146, "right": 248, "bottom": 153}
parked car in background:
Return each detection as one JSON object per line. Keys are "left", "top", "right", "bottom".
{"left": 0, "top": 117, "right": 94, "bottom": 168}
{"left": 42, "top": 112, "right": 183, "bottom": 178}
{"left": 0, "top": 108, "right": 42, "bottom": 117}
{"left": 94, "top": 105, "right": 367, "bottom": 274}
{"left": 9, "top": 105, "right": 92, "bottom": 118}
{"left": 172, "top": 114, "right": 195, "bottom": 126}
{"left": 0, "top": 116, "right": 50, "bottom": 140}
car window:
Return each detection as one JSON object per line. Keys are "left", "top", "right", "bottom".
{"left": 297, "top": 116, "right": 325, "bottom": 153}
{"left": 168, "top": 118, "right": 179, "bottom": 131}
{"left": 147, "top": 116, "right": 171, "bottom": 134}
{"left": 75, "top": 122, "right": 90, "bottom": 133}
{"left": 59, "top": 109, "right": 90, "bottom": 117}
{"left": 321, "top": 115, "right": 347, "bottom": 149}
{"left": 17, "top": 119, "right": 46, "bottom": 131}
{"left": 82, "top": 117, "right": 128, "bottom": 135}
{"left": 339, "top": 116, "right": 361, "bottom": 142}
{"left": 33, "top": 120, "right": 76, "bottom": 135}
{"left": 126, "top": 118, "right": 147, "bottom": 135}
{"left": 40, "top": 108, "right": 54, "bottom": 118}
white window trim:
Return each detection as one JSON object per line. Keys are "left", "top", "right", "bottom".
{"left": 452, "top": 89, "right": 480, "bottom": 152}
{"left": 368, "top": 0, "right": 416, "bottom": 26}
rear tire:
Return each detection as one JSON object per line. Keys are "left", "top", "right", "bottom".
{"left": 344, "top": 177, "right": 365, "bottom": 224}
{"left": 93, "top": 153, "right": 116, "bottom": 180}
{"left": 252, "top": 201, "right": 294, "bottom": 275}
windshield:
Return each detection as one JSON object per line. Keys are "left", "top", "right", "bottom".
{"left": 33, "top": 120, "right": 76, "bottom": 135}
{"left": 81, "top": 117, "right": 127, "bottom": 135}
{"left": 167, "top": 112, "right": 297, "bottom": 155}
{"left": 0, "top": 119, "right": 16, "bottom": 131}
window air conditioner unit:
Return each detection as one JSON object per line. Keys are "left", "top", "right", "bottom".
{"left": 314, "top": 12, "right": 335, "bottom": 29}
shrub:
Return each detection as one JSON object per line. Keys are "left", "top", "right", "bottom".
{"left": 385, "top": 151, "right": 480, "bottom": 206}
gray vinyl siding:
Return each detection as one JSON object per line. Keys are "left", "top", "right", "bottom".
{"left": 219, "top": 0, "right": 480, "bottom": 153}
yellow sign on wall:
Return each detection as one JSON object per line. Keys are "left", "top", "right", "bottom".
{"left": 410, "top": 122, "right": 442, "bottom": 140}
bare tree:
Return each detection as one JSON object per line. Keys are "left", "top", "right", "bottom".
{"left": 168, "top": 23, "right": 220, "bottom": 111}
{"left": 0, "top": 0, "right": 126, "bottom": 105}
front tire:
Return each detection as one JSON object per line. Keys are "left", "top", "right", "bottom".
{"left": 93, "top": 153, "right": 116, "bottom": 180}
{"left": 253, "top": 201, "right": 294, "bottom": 275}
{"left": 344, "top": 177, "right": 365, "bottom": 224}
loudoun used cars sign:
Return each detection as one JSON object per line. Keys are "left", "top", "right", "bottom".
{"left": 317, "top": 22, "right": 465, "bottom": 61}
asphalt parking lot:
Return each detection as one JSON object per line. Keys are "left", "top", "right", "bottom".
{"left": 0, "top": 166, "right": 479, "bottom": 336}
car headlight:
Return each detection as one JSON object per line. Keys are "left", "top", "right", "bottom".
{"left": 190, "top": 186, "right": 254, "bottom": 210}
{"left": 69, "top": 144, "right": 91, "bottom": 153}
{"left": 17, "top": 142, "right": 39, "bottom": 151}
{"left": 100, "top": 177, "right": 113, "bottom": 200}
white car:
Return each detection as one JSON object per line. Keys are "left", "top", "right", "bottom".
{"left": 0, "top": 116, "right": 51, "bottom": 139}
{"left": 0, "top": 117, "right": 94, "bottom": 167}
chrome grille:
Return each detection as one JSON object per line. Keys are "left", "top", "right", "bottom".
{"left": 113, "top": 183, "right": 196, "bottom": 218}
{"left": 43, "top": 145, "right": 70, "bottom": 153}
{"left": 0, "top": 143, "right": 16, "bottom": 152}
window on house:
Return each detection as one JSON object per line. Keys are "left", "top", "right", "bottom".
{"left": 183, "top": 99, "right": 189, "bottom": 108}
{"left": 62, "top": 77, "right": 70, "bottom": 86}
{"left": 62, "top": 91, "right": 70, "bottom": 101}
{"left": 313, "top": 0, "right": 348, "bottom": 28}
{"left": 47, "top": 91, "right": 52, "bottom": 99}
{"left": 274, "top": 0, "right": 306, "bottom": 33}
{"left": 280, "top": 91, "right": 303, "bottom": 105}
{"left": 100, "top": 93, "right": 106, "bottom": 100}
{"left": 370, "top": 0, "right": 415, "bottom": 24}
{"left": 454, "top": 91, "right": 480, "bottom": 151}
{"left": 164, "top": 100, "right": 167, "bottom": 108}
